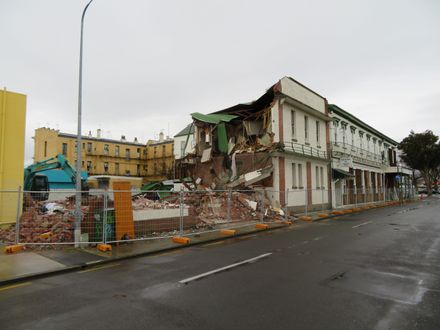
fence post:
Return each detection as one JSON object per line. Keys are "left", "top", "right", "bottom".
{"left": 103, "top": 190, "right": 108, "bottom": 244}
{"left": 321, "top": 187, "right": 325, "bottom": 211}
{"left": 227, "top": 189, "right": 232, "bottom": 223}
{"left": 285, "top": 188, "right": 289, "bottom": 221}
{"left": 179, "top": 187, "right": 184, "bottom": 235}
{"left": 354, "top": 187, "right": 358, "bottom": 208}
{"left": 304, "top": 188, "right": 308, "bottom": 216}
{"left": 260, "top": 192, "right": 265, "bottom": 222}
{"left": 15, "top": 186, "right": 22, "bottom": 245}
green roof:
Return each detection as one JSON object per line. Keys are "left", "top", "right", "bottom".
{"left": 328, "top": 104, "right": 398, "bottom": 145}
{"left": 191, "top": 112, "right": 238, "bottom": 124}
{"left": 174, "top": 123, "right": 195, "bottom": 137}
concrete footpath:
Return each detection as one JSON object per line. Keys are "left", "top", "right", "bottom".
{"left": 0, "top": 200, "right": 410, "bottom": 286}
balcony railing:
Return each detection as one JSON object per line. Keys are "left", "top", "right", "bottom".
{"left": 331, "top": 142, "right": 389, "bottom": 166}
{"left": 283, "top": 141, "right": 329, "bottom": 159}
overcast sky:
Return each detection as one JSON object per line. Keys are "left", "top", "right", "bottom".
{"left": 1, "top": 0, "right": 439, "bottom": 165}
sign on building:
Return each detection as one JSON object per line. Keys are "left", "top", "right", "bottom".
{"left": 338, "top": 155, "right": 353, "bottom": 168}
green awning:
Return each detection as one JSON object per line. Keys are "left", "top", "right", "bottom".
{"left": 191, "top": 112, "right": 238, "bottom": 124}
{"left": 332, "top": 168, "right": 355, "bottom": 180}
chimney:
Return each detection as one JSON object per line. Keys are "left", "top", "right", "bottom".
{"left": 134, "top": 137, "right": 138, "bottom": 143}
{"left": 97, "top": 129, "right": 102, "bottom": 138}
{"left": 88, "top": 130, "right": 92, "bottom": 137}
{"left": 159, "top": 131, "right": 164, "bottom": 142}
{"left": 121, "top": 135, "right": 126, "bottom": 142}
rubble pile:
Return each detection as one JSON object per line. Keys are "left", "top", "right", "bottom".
{"left": 131, "top": 190, "right": 287, "bottom": 227}
{"left": 18, "top": 206, "right": 76, "bottom": 244}
{"left": 185, "top": 190, "right": 285, "bottom": 225}
{"left": 0, "top": 195, "right": 107, "bottom": 245}
{"left": 0, "top": 225, "right": 16, "bottom": 244}
{"left": 132, "top": 194, "right": 179, "bottom": 210}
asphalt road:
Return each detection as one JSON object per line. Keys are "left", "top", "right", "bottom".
{"left": 1, "top": 199, "right": 440, "bottom": 330}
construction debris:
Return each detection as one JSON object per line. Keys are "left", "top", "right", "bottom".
{"left": 0, "top": 195, "right": 106, "bottom": 246}
{"left": 132, "top": 195, "right": 179, "bottom": 210}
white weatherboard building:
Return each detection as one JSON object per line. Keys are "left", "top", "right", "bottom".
{"left": 173, "top": 124, "right": 195, "bottom": 160}
{"left": 328, "top": 104, "right": 412, "bottom": 208}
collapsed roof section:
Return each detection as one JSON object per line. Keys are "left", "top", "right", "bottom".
{"left": 190, "top": 82, "right": 281, "bottom": 159}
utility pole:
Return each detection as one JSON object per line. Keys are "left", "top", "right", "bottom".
{"left": 75, "top": 0, "right": 94, "bottom": 246}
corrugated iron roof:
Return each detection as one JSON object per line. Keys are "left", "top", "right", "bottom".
{"left": 191, "top": 112, "right": 239, "bottom": 124}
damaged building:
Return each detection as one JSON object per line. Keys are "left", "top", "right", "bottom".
{"left": 178, "top": 76, "right": 332, "bottom": 213}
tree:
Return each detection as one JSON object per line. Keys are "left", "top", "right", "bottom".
{"left": 399, "top": 130, "right": 440, "bottom": 195}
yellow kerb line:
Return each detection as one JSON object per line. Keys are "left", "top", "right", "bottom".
{"left": 78, "top": 263, "right": 121, "bottom": 274}
{"left": 0, "top": 282, "right": 31, "bottom": 292}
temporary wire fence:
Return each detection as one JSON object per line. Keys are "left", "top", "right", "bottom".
{"left": 0, "top": 185, "right": 418, "bottom": 247}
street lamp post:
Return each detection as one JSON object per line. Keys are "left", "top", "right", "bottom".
{"left": 75, "top": 0, "right": 94, "bottom": 246}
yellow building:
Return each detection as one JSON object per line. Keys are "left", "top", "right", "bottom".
{"left": 0, "top": 89, "right": 26, "bottom": 226}
{"left": 34, "top": 128, "right": 147, "bottom": 178}
{"left": 145, "top": 132, "right": 175, "bottom": 181}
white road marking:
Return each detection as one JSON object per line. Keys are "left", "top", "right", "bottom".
{"left": 179, "top": 253, "right": 272, "bottom": 284}
{"left": 352, "top": 221, "right": 371, "bottom": 229}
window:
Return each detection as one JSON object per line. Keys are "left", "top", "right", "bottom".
{"left": 115, "top": 145, "right": 120, "bottom": 157}
{"left": 180, "top": 141, "right": 186, "bottom": 157}
{"left": 115, "top": 163, "right": 119, "bottom": 175}
{"left": 291, "top": 110, "right": 296, "bottom": 139}
{"left": 316, "top": 121, "right": 320, "bottom": 145}
{"left": 351, "top": 132, "right": 355, "bottom": 146}
{"left": 162, "top": 145, "right": 166, "bottom": 156}
{"left": 315, "top": 166, "right": 320, "bottom": 189}
{"left": 87, "top": 161, "right": 92, "bottom": 172}
{"left": 320, "top": 167, "right": 324, "bottom": 188}
{"left": 104, "top": 162, "right": 109, "bottom": 174}
{"left": 44, "top": 141, "right": 47, "bottom": 157}
{"left": 298, "top": 164, "right": 303, "bottom": 188}
{"left": 125, "top": 170, "right": 130, "bottom": 176}
{"left": 62, "top": 143, "right": 68, "bottom": 156}
{"left": 104, "top": 144, "right": 109, "bottom": 155}
{"left": 291, "top": 163, "right": 297, "bottom": 188}
{"left": 137, "top": 148, "right": 141, "bottom": 159}
{"left": 137, "top": 164, "right": 140, "bottom": 176}
{"left": 87, "top": 142, "right": 92, "bottom": 153}
{"left": 125, "top": 148, "right": 130, "bottom": 159}
{"left": 304, "top": 116, "right": 309, "bottom": 141}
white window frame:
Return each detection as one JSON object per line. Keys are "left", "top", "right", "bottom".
{"left": 315, "top": 166, "right": 320, "bottom": 189}
{"left": 291, "top": 163, "right": 297, "bottom": 188}
{"left": 291, "top": 110, "right": 296, "bottom": 140}
{"left": 316, "top": 120, "right": 320, "bottom": 145}
{"left": 298, "top": 164, "right": 303, "bottom": 188}
{"left": 304, "top": 116, "right": 309, "bottom": 141}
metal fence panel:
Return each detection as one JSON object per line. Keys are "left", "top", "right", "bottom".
{"left": 0, "top": 185, "right": 419, "bottom": 246}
